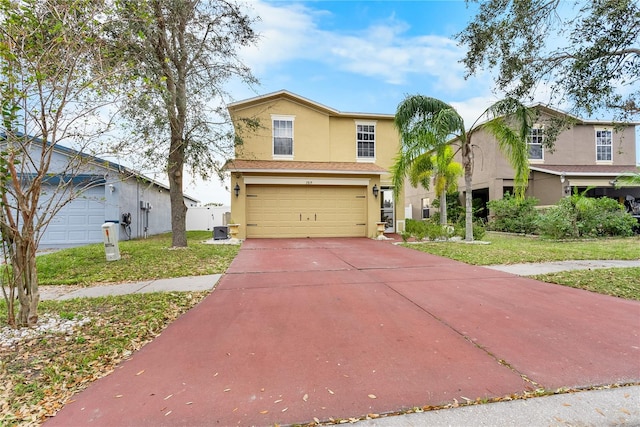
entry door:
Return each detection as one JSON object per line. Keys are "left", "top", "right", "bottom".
{"left": 380, "top": 188, "right": 394, "bottom": 232}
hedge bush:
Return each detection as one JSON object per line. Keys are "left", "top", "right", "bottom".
{"left": 487, "top": 193, "right": 539, "bottom": 234}
{"left": 536, "top": 193, "right": 637, "bottom": 239}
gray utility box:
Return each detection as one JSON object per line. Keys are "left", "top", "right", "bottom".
{"left": 213, "top": 226, "right": 228, "bottom": 240}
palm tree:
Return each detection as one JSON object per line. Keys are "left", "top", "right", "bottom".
{"left": 402, "top": 145, "right": 463, "bottom": 225}
{"left": 392, "top": 95, "right": 533, "bottom": 241}
{"left": 616, "top": 168, "right": 640, "bottom": 186}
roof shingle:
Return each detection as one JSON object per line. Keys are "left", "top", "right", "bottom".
{"left": 223, "top": 159, "right": 388, "bottom": 174}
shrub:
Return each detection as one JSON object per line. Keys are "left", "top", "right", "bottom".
{"left": 452, "top": 220, "right": 486, "bottom": 240}
{"left": 405, "top": 218, "right": 452, "bottom": 241}
{"left": 473, "top": 222, "right": 486, "bottom": 240}
{"left": 487, "top": 193, "right": 540, "bottom": 234}
{"left": 431, "top": 191, "right": 465, "bottom": 224}
{"left": 537, "top": 191, "right": 636, "bottom": 239}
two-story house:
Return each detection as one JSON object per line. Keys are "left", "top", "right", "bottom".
{"left": 224, "top": 90, "right": 403, "bottom": 239}
{"left": 405, "top": 105, "right": 639, "bottom": 220}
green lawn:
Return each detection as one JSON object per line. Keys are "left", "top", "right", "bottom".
{"left": 403, "top": 232, "right": 640, "bottom": 300}
{"left": 403, "top": 232, "right": 640, "bottom": 265}
{"left": 36, "top": 231, "right": 239, "bottom": 286}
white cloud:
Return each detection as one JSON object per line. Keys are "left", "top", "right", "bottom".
{"left": 241, "top": 1, "right": 469, "bottom": 91}
{"left": 450, "top": 96, "right": 500, "bottom": 127}
{"left": 241, "top": 2, "right": 325, "bottom": 73}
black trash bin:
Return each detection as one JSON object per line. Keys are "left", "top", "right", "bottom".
{"left": 213, "top": 226, "right": 228, "bottom": 240}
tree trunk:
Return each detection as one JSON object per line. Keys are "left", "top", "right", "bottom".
{"left": 462, "top": 141, "right": 474, "bottom": 241}
{"left": 14, "top": 232, "right": 39, "bottom": 327}
{"left": 440, "top": 187, "right": 447, "bottom": 226}
{"left": 168, "top": 134, "right": 188, "bottom": 248}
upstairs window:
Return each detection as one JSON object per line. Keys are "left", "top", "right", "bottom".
{"left": 272, "top": 116, "right": 294, "bottom": 158}
{"left": 596, "top": 129, "right": 612, "bottom": 162}
{"left": 356, "top": 122, "right": 375, "bottom": 160}
{"left": 527, "top": 127, "right": 544, "bottom": 161}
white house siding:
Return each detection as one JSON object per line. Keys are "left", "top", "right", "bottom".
{"left": 39, "top": 184, "right": 106, "bottom": 246}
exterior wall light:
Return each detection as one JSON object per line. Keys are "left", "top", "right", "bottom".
{"left": 372, "top": 184, "right": 379, "bottom": 198}
{"left": 560, "top": 173, "right": 566, "bottom": 184}
{"left": 234, "top": 183, "right": 240, "bottom": 197}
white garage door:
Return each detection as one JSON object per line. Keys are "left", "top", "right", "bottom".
{"left": 246, "top": 185, "right": 367, "bottom": 238}
{"left": 39, "top": 185, "right": 106, "bottom": 246}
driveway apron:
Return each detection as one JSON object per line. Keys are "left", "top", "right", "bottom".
{"left": 46, "top": 238, "right": 640, "bottom": 426}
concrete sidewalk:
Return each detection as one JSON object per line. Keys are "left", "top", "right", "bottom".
{"left": 39, "top": 274, "right": 221, "bottom": 301}
{"left": 356, "top": 385, "right": 640, "bottom": 426}
{"left": 486, "top": 259, "right": 640, "bottom": 276}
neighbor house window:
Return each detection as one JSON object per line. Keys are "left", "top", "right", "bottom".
{"left": 527, "top": 127, "right": 544, "bottom": 161}
{"left": 596, "top": 129, "right": 612, "bottom": 161}
{"left": 356, "top": 122, "right": 375, "bottom": 160}
{"left": 272, "top": 115, "right": 294, "bottom": 158}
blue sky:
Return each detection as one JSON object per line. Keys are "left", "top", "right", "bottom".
{"left": 189, "top": 0, "right": 638, "bottom": 204}
{"left": 232, "top": 0, "right": 489, "bottom": 119}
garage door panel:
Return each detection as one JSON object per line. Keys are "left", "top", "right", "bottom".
{"left": 246, "top": 185, "right": 367, "bottom": 238}
{"left": 39, "top": 185, "right": 105, "bottom": 245}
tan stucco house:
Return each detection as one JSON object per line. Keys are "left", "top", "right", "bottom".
{"left": 224, "top": 90, "right": 404, "bottom": 239}
{"left": 405, "top": 105, "right": 640, "bottom": 220}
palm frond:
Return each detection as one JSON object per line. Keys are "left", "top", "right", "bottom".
{"left": 482, "top": 99, "right": 533, "bottom": 199}
{"left": 408, "top": 153, "right": 436, "bottom": 189}
{"left": 615, "top": 169, "right": 640, "bottom": 187}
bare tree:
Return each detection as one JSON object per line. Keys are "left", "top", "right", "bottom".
{"left": 111, "top": 0, "right": 259, "bottom": 247}
{"left": 0, "top": 0, "right": 127, "bottom": 327}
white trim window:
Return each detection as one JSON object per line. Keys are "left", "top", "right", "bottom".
{"left": 356, "top": 121, "right": 376, "bottom": 161}
{"left": 527, "top": 127, "right": 544, "bottom": 161}
{"left": 595, "top": 128, "right": 612, "bottom": 162}
{"left": 272, "top": 115, "right": 294, "bottom": 159}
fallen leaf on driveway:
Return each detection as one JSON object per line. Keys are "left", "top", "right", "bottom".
{"left": 328, "top": 389, "right": 334, "bottom": 395}
{"left": 368, "top": 394, "right": 377, "bottom": 399}
{"left": 136, "top": 370, "right": 145, "bottom": 376}
{"left": 303, "top": 393, "right": 308, "bottom": 401}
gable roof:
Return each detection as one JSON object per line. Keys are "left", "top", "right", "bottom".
{"left": 228, "top": 90, "right": 394, "bottom": 120}
{"left": 223, "top": 159, "right": 388, "bottom": 175}
{"left": 529, "top": 103, "right": 640, "bottom": 126}
{"left": 1, "top": 132, "right": 200, "bottom": 203}
{"left": 530, "top": 164, "right": 639, "bottom": 177}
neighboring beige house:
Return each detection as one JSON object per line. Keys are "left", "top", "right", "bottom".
{"left": 405, "top": 105, "right": 640, "bottom": 220}
{"left": 224, "top": 90, "right": 404, "bottom": 239}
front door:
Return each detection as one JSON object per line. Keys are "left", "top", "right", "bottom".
{"left": 380, "top": 188, "right": 394, "bottom": 233}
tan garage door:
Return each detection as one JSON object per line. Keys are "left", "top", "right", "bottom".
{"left": 246, "top": 185, "right": 367, "bottom": 238}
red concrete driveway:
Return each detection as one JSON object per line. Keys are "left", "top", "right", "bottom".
{"left": 47, "top": 238, "right": 640, "bottom": 426}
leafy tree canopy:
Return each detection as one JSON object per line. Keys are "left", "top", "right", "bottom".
{"left": 458, "top": 0, "right": 640, "bottom": 120}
